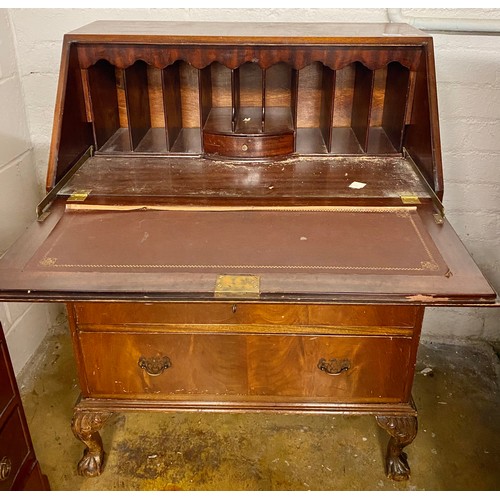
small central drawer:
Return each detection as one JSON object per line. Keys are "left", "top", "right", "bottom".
{"left": 203, "top": 131, "right": 294, "bottom": 158}
{"left": 77, "top": 331, "right": 414, "bottom": 403}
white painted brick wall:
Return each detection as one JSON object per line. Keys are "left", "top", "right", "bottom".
{"left": 0, "top": 56, "right": 30, "bottom": 167}
{"left": 424, "top": 26, "right": 500, "bottom": 342}
{"left": 442, "top": 152, "right": 500, "bottom": 184}
{"left": 0, "top": 151, "right": 40, "bottom": 251}
{"left": 1, "top": 9, "right": 498, "bottom": 368}
{"left": 0, "top": 10, "right": 64, "bottom": 375}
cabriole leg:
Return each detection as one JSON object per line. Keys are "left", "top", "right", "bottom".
{"left": 375, "top": 414, "right": 418, "bottom": 481}
{"left": 71, "top": 409, "right": 114, "bottom": 477}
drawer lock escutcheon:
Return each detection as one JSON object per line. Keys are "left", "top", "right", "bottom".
{"left": 0, "top": 456, "right": 12, "bottom": 482}
{"left": 317, "top": 357, "right": 351, "bottom": 376}
{"left": 138, "top": 356, "right": 172, "bottom": 377}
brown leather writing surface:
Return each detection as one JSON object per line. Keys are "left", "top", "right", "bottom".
{"left": 28, "top": 207, "right": 447, "bottom": 277}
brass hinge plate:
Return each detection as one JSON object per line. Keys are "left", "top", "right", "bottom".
{"left": 433, "top": 213, "right": 445, "bottom": 225}
{"left": 214, "top": 275, "right": 260, "bottom": 298}
{"left": 400, "top": 194, "right": 421, "bottom": 205}
{"left": 67, "top": 189, "right": 92, "bottom": 202}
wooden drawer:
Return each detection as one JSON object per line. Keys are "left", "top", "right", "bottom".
{"left": 72, "top": 302, "right": 419, "bottom": 335}
{"left": 203, "top": 131, "right": 294, "bottom": 158}
{"left": 0, "top": 342, "right": 16, "bottom": 420}
{"left": 0, "top": 408, "right": 31, "bottom": 491}
{"left": 77, "top": 331, "right": 414, "bottom": 403}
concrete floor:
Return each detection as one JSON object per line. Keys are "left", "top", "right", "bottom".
{"left": 17, "top": 324, "right": 500, "bottom": 491}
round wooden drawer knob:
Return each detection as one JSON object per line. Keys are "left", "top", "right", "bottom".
{"left": 241, "top": 144, "right": 248, "bottom": 151}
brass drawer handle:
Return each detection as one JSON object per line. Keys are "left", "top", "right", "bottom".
{"left": 317, "top": 357, "right": 351, "bottom": 376}
{"left": 138, "top": 355, "right": 171, "bottom": 376}
{"left": 0, "top": 456, "right": 12, "bottom": 482}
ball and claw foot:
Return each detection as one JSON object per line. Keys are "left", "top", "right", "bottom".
{"left": 376, "top": 414, "right": 417, "bottom": 481}
{"left": 72, "top": 410, "right": 113, "bottom": 477}
{"left": 77, "top": 449, "right": 105, "bottom": 478}
{"left": 386, "top": 450, "right": 411, "bottom": 481}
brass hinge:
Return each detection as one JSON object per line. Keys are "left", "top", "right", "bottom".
{"left": 67, "top": 189, "right": 92, "bottom": 202}
{"left": 433, "top": 213, "right": 445, "bottom": 225}
{"left": 400, "top": 194, "right": 421, "bottom": 205}
{"left": 214, "top": 275, "right": 260, "bottom": 299}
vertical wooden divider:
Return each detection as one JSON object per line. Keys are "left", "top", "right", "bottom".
{"left": 351, "top": 62, "right": 374, "bottom": 152}
{"left": 404, "top": 71, "right": 417, "bottom": 127}
{"left": 291, "top": 68, "right": 299, "bottom": 151}
{"left": 87, "top": 60, "right": 121, "bottom": 149}
{"left": 382, "top": 63, "right": 411, "bottom": 151}
{"left": 320, "top": 65, "right": 336, "bottom": 152}
{"left": 231, "top": 68, "right": 240, "bottom": 133}
{"left": 162, "top": 62, "right": 183, "bottom": 151}
{"left": 80, "top": 69, "right": 93, "bottom": 124}
{"left": 261, "top": 68, "right": 266, "bottom": 132}
{"left": 124, "top": 61, "right": 151, "bottom": 150}
{"left": 199, "top": 66, "right": 213, "bottom": 132}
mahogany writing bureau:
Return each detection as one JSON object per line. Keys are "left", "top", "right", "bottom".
{"left": 0, "top": 21, "right": 497, "bottom": 481}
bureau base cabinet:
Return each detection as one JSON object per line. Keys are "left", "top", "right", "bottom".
{"left": 67, "top": 302, "right": 422, "bottom": 480}
{"left": 0, "top": 21, "right": 497, "bottom": 483}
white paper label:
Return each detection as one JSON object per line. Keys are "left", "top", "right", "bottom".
{"left": 348, "top": 181, "right": 366, "bottom": 189}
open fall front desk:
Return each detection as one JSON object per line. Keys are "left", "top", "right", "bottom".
{"left": 0, "top": 21, "right": 497, "bottom": 482}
